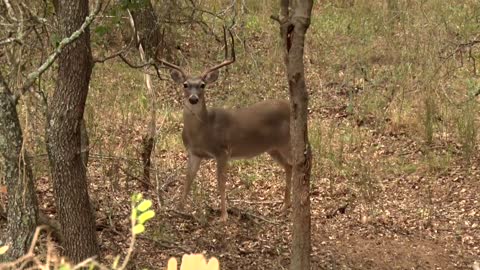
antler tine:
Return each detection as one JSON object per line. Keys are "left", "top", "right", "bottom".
{"left": 201, "top": 27, "right": 236, "bottom": 79}
{"left": 157, "top": 58, "right": 187, "bottom": 78}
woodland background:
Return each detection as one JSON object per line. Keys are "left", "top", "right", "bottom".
{"left": 1, "top": 0, "right": 479, "bottom": 269}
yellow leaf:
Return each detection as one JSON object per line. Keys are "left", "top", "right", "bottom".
{"left": 136, "top": 200, "right": 152, "bottom": 212}
{"left": 132, "top": 224, "right": 145, "bottom": 235}
{"left": 0, "top": 245, "right": 9, "bottom": 255}
{"left": 167, "top": 258, "right": 177, "bottom": 270}
{"left": 206, "top": 257, "right": 219, "bottom": 270}
{"left": 180, "top": 254, "right": 206, "bottom": 270}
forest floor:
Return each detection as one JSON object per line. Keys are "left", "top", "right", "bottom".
{"left": 23, "top": 82, "right": 479, "bottom": 270}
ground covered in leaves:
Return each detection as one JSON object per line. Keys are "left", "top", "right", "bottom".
{"left": 24, "top": 81, "right": 479, "bottom": 269}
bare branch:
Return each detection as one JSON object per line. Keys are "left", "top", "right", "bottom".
{"left": 0, "top": 37, "right": 21, "bottom": 46}
{"left": 2, "top": 0, "right": 17, "bottom": 22}
{"left": 0, "top": 70, "right": 13, "bottom": 97}
{"left": 119, "top": 54, "right": 154, "bottom": 69}
{"left": 14, "top": 0, "right": 103, "bottom": 101}
{"left": 200, "top": 27, "right": 236, "bottom": 79}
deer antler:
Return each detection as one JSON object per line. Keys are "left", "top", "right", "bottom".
{"left": 155, "top": 48, "right": 187, "bottom": 79}
{"left": 200, "top": 27, "right": 236, "bottom": 80}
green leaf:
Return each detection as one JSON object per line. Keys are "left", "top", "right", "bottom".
{"left": 136, "top": 199, "right": 152, "bottom": 212}
{"left": 132, "top": 224, "right": 145, "bottom": 235}
{"left": 112, "top": 255, "right": 121, "bottom": 269}
{"left": 0, "top": 245, "right": 9, "bottom": 255}
{"left": 137, "top": 209, "right": 155, "bottom": 224}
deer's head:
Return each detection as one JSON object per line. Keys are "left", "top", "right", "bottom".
{"left": 157, "top": 28, "right": 235, "bottom": 106}
{"left": 170, "top": 70, "right": 219, "bottom": 105}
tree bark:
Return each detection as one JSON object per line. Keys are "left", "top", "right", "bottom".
{"left": 279, "top": 0, "right": 314, "bottom": 269}
{"left": 47, "top": 0, "right": 99, "bottom": 263}
{"left": 0, "top": 75, "right": 38, "bottom": 262}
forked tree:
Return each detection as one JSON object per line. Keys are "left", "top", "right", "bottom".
{"left": 0, "top": 0, "right": 100, "bottom": 260}
{"left": 277, "top": 0, "right": 314, "bottom": 269}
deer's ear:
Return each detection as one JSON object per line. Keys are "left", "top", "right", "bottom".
{"left": 203, "top": 70, "right": 219, "bottom": 84}
{"left": 170, "top": 70, "right": 185, "bottom": 84}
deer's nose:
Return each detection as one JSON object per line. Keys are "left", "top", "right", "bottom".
{"left": 188, "top": 95, "right": 199, "bottom": 104}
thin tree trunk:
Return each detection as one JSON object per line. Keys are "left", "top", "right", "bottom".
{"left": 279, "top": 0, "right": 314, "bottom": 269}
{"left": 128, "top": 0, "right": 164, "bottom": 189}
{"left": 0, "top": 75, "right": 38, "bottom": 262}
{"left": 47, "top": 0, "right": 98, "bottom": 263}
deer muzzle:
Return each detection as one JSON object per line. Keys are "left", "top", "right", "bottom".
{"left": 188, "top": 95, "right": 199, "bottom": 105}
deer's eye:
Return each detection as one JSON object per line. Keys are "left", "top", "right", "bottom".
{"left": 183, "top": 82, "right": 188, "bottom": 88}
{"left": 200, "top": 83, "right": 205, "bottom": 88}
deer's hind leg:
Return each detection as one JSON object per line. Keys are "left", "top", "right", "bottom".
{"left": 215, "top": 155, "right": 229, "bottom": 222}
{"left": 268, "top": 148, "right": 292, "bottom": 213}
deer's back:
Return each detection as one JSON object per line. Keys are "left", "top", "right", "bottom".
{"left": 209, "top": 99, "right": 290, "bottom": 158}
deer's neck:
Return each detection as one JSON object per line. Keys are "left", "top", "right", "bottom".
{"left": 183, "top": 100, "right": 208, "bottom": 131}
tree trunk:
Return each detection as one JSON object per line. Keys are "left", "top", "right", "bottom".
{"left": 279, "top": 0, "right": 314, "bottom": 269}
{"left": 0, "top": 77, "right": 38, "bottom": 262}
{"left": 129, "top": 0, "right": 164, "bottom": 189}
{"left": 80, "top": 118, "right": 90, "bottom": 168}
{"left": 47, "top": 0, "right": 99, "bottom": 263}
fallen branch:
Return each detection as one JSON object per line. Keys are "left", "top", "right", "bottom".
{"left": 169, "top": 209, "right": 204, "bottom": 225}
{"left": 137, "top": 235, "right": 191, "bottom": 254}
{"left": 206, "top": 205, "right": 279, "bottom": 225}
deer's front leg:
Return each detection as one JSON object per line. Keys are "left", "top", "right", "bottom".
{"left": 282, "top": 165, "right": 292, "bottom": 213}
{"left": 215, "top": 156, "right": 228, "bottom": 222}
{"left": 178, "top": 152, "right": 202, "bottom": 210}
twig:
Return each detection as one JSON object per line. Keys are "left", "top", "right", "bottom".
{"left": 270, "top": 15, "right": 281, "bottom": 23}
{"left": 119, "top": 200, "right": 136, "bottom": 270}
{"left": 137, "top": 235, "right": 191, "bottom": 254}
{"left": 230, "top": 199, "right": 283, "bottom": 205}
{"left": 0, "top": 226, "right": 46, "bottom": 268}
{"left": 14, "top": 0, "right": 103, "bottom": 101}
{"left": 93, "top": 36, "right": 135, "bottom": 63}
{"left": 3, "top": 0, "right": 17, "bottom": 22}
{"left": 119, "top": 54, "right": 154, "bottom": 69}
{"left": 169, "top": 209, "right": 204, "bottom": 224}
{"left": 73, "top": 257, "right": 109, "bottom": 270}
{"left": 228, "top": 206, "right": 279, "bottom": 224}
{"left": 0, "top": 70, "right": 14, "bottom": 96}
{"left": 206, "top": 205, "right": 280, "bottom": 224}
{"left": 0, "top": 37, "right": 21, "bottom": 46}
{"left": 118, "top": 165, "right": 155, "bottom": 189}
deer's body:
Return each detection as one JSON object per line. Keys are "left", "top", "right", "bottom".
{"left": 157, "top": 29, "right": 292, "bottom": 221}
{"left": 182, "top": 99, "right": 290, "bottom": 159}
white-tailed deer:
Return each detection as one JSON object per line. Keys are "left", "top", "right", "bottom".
{"left": 157, "top": 29, "right": 292, "bottom": 221}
